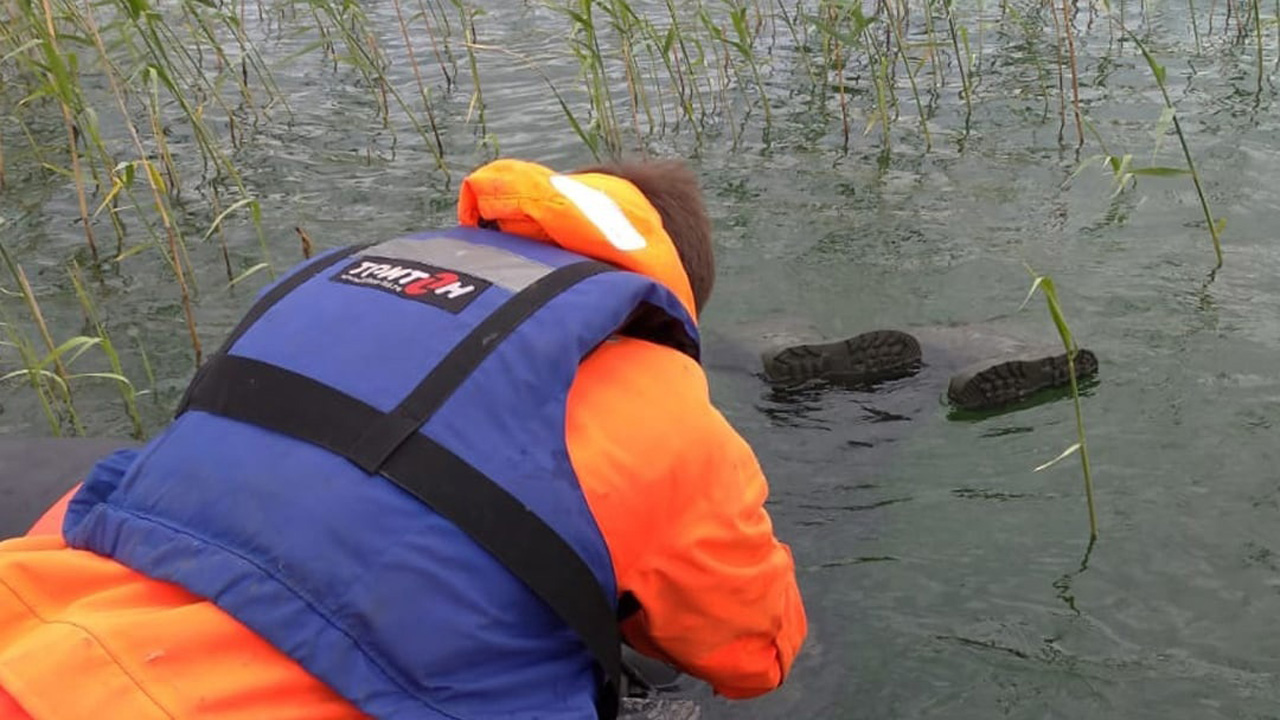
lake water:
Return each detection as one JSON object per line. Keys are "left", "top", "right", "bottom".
{"left": 4, "top": 1, "right": 1280, "bottom": 717}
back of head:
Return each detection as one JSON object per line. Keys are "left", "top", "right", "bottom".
{"left": 576, "top": 159, "right": 715, "bottom": 314}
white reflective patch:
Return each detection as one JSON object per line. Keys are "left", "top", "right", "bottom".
{"left": 365, "top": 237, "right": 550, "bottom": 291}
{"left": 550, "top": 174, "right": 649, "bottom": 251}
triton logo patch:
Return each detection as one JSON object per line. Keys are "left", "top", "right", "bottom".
{"left": 331, "top": 256, "right": 491, "bottom": 313}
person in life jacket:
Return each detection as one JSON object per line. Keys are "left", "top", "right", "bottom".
{"left": 0, "top": 158, "right": 808, "bottom": 719}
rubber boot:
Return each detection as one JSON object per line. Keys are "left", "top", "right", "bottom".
{"left": 760, "top": 329, "right": 923, "bottom": 386}
{"left": 947, "top": 347, "right": 1099, "bottom": 410}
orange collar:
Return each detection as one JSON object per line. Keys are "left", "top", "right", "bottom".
{"left": 457, "top": 159, "right": 698, "bottom": 321}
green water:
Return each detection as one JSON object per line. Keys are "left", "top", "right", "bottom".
{"left": 5, "top": 1, "right": 1280, "bottom": 717}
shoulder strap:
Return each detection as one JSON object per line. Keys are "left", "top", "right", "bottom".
{"left": 180, "top": 253, "right": 626, "bottom": 719}
{"left": 345, "top": 259, "right": 613, "bottom": 472}
{"left": 176, "top": 244, "right": 370, "bottom": 417}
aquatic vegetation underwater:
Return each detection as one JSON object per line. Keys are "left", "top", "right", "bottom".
{"left": 1, "top": 0, "right": 1275, "bottom": 535}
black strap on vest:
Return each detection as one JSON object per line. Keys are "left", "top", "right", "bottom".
{"left": 346, "top": 259, "right": 613, "bottom": 473}
{"left": 184, "top": 355, "right": 623, "bottom": 716}
{"left": 177, "top": 254, "right": 665, "bottom": 719}
{"left": 176, "top": 244, "right": 370, "bottom": 417}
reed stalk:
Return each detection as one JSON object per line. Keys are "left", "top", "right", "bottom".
{"left": 80, "top": 0, "right": 204, "bottom": 364}
{"left": 1125, "top": 29, "right": 1225, "bottom": 270}
{"left": 68, "top": 260, "right": 145, "bottom": 439}
{"left": 1022, "top": 269, "right": 1098, "bottom": 541}
{"left": 1059, "top": 0, "right": 1085, "bottom": 147}
{"left": 391, "top": 0, "right": 446, "bottom": 162}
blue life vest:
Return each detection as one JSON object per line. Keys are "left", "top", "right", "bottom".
{"left": 62, "top": 226, "right": 700, "bottom": 720}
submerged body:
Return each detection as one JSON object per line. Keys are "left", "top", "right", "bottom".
{"left": 704, "top": 316, "right": 1099, "bottom": 413}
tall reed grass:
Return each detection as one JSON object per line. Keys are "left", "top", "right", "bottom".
{"left": 1022, "top": 268, "right": 1097, "bottom": 540}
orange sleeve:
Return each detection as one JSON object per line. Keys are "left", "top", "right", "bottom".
{"left": 618, "top": 406, "right": 807, "bottom": 698}
{"left": 563, "top": 337, "right": 809, "bottom": 699}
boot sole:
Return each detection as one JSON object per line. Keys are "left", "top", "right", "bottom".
{"left": 762, "top": 330, "right": 923, "bottom": 386}
{"left": 947, "top": 348, "right": 1099, "bottom": 411}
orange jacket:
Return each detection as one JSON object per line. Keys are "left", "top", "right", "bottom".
{"left": 0, "top": 159, "right": 806, "bottom": 718}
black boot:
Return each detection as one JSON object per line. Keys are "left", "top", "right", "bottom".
{"left": 947, "top": 348, "right": 1099, "bottom": 410}
{"left": 761, "top": 329, "right": 923, "bottom": 386}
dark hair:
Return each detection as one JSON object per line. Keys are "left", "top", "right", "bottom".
{"left": 577, "top": 159, "right": 715, "bottom": 313}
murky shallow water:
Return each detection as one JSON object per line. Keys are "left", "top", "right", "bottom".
{"left": 5, "top": 1, "right": 1280, "bottom": 717}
